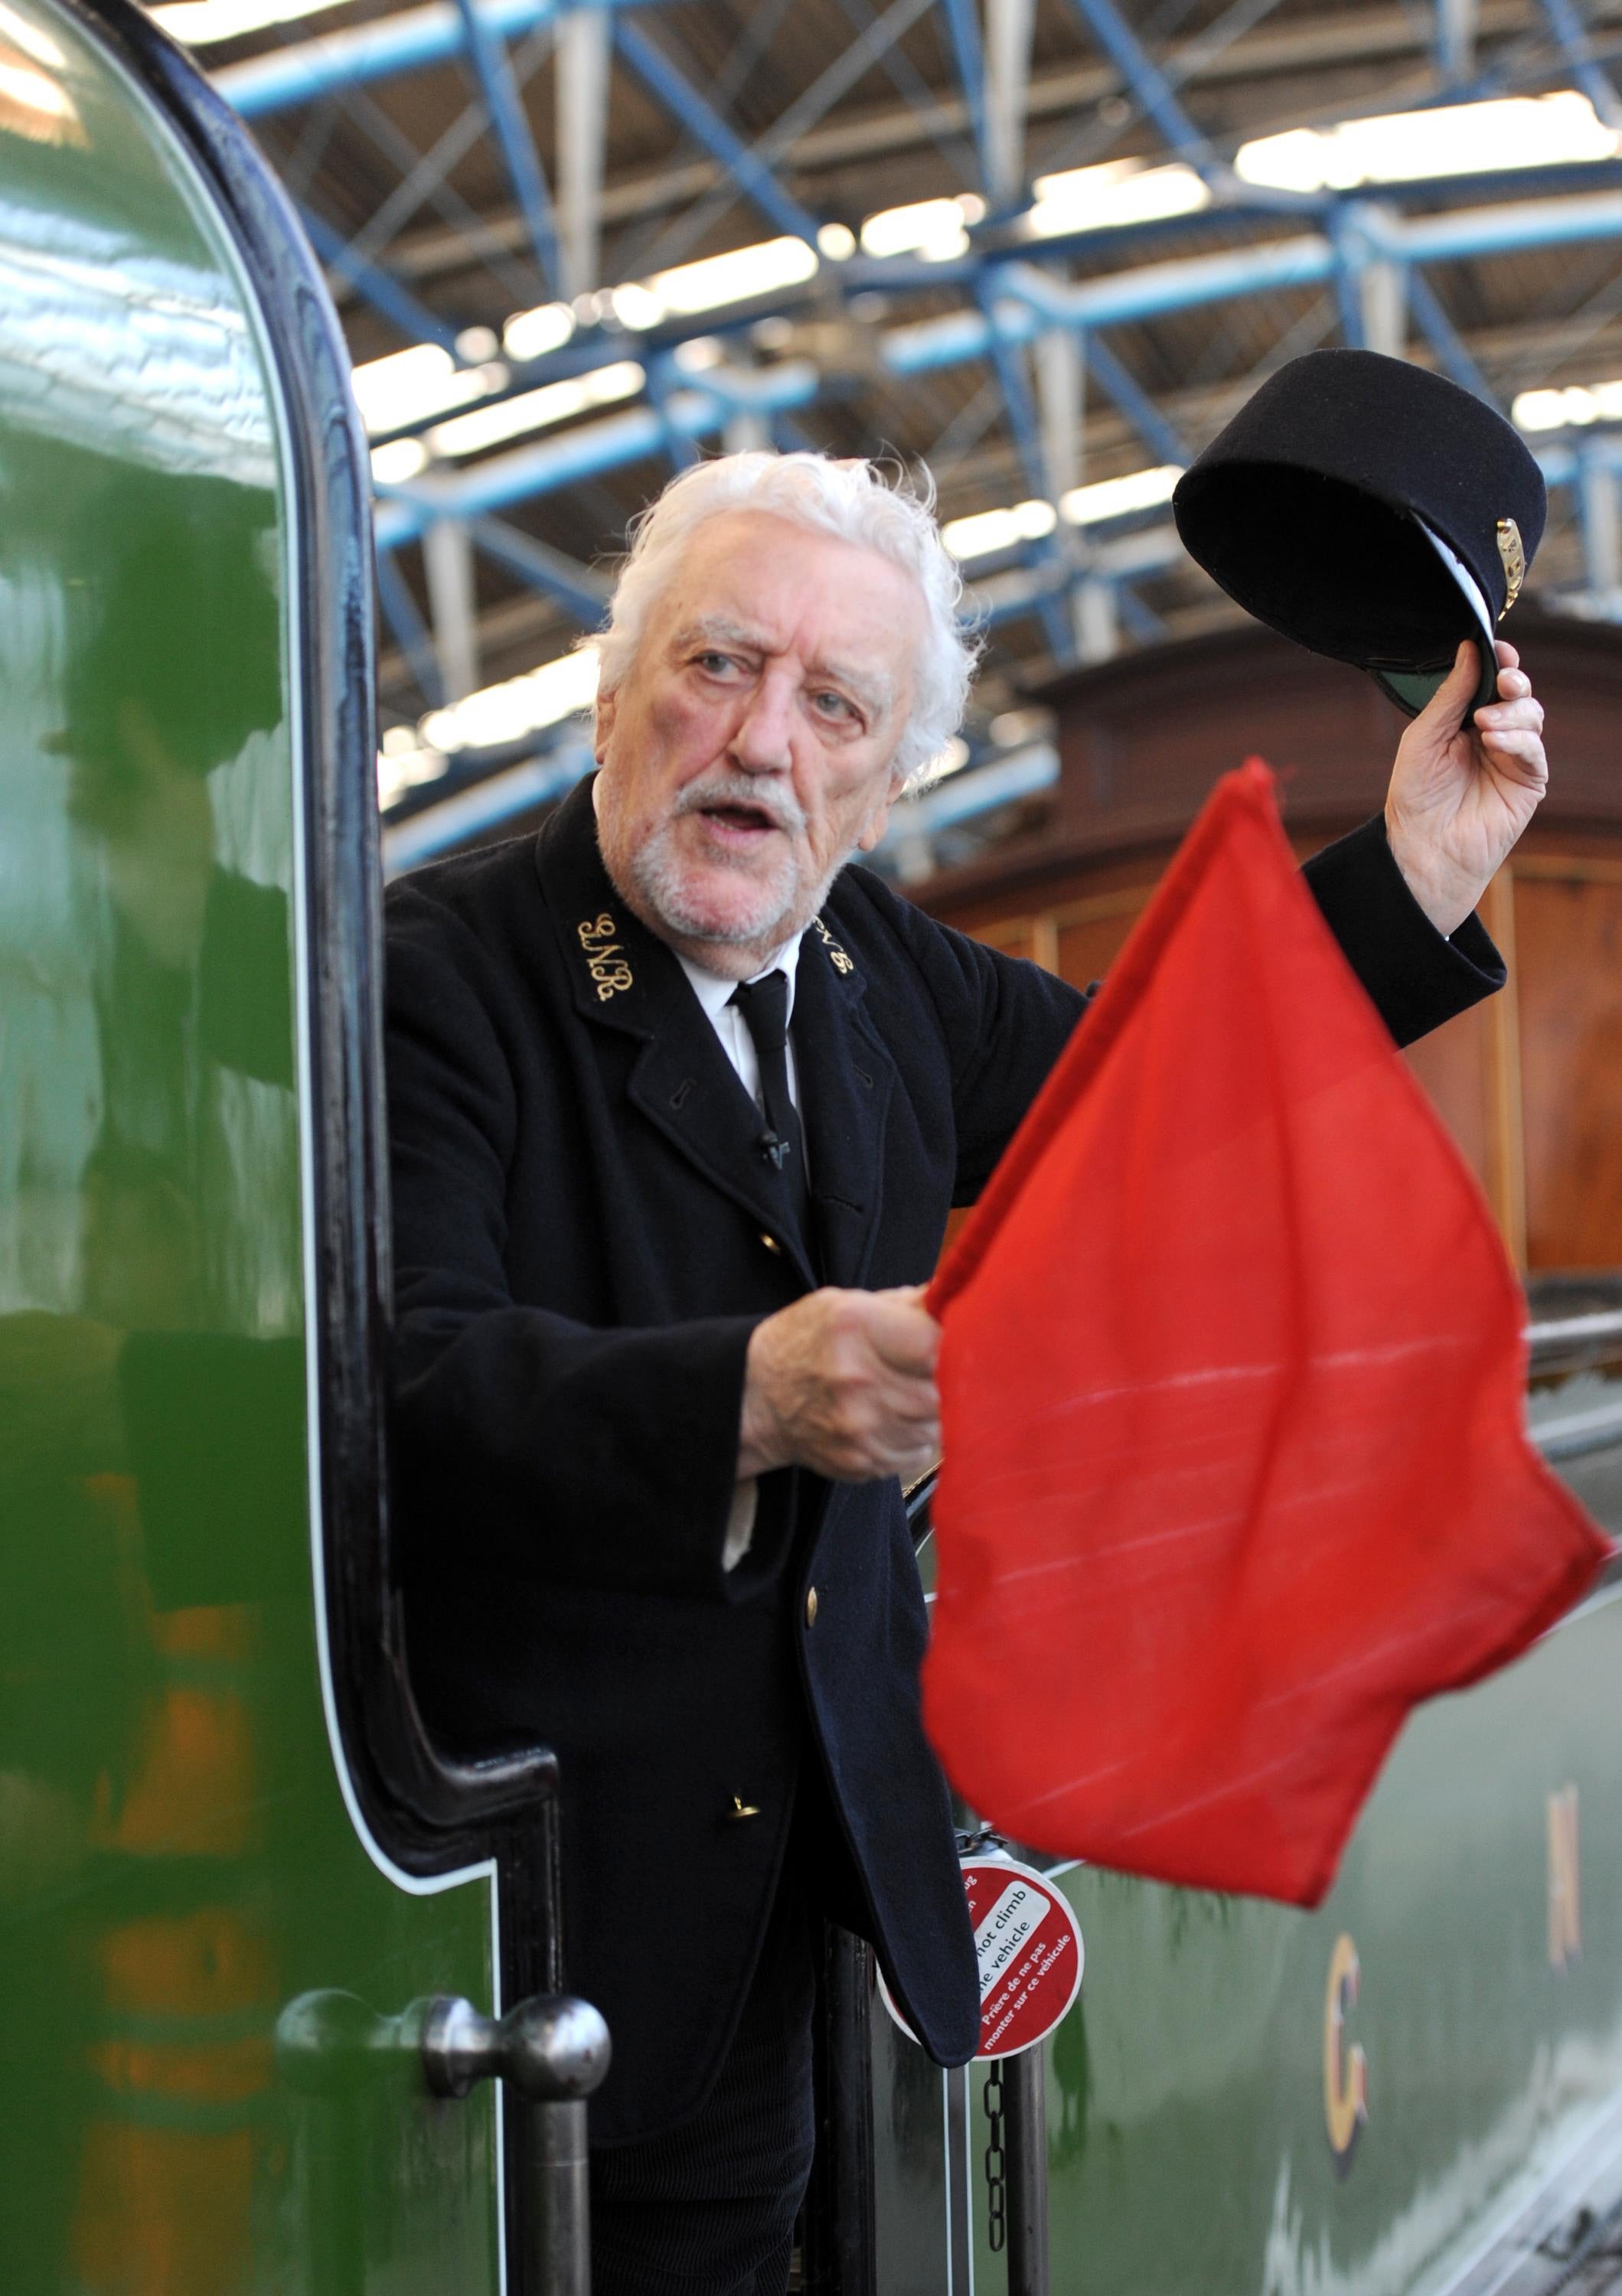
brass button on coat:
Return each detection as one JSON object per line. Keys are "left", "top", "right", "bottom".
{"left": 760, "top": 1231, "right": 782, "bottom": 1255}
{"left": 804, "top": 1586, "right": 819, "bottom": 1628}
{"left": 728, "top": 1795, "right": 760, "bottom": 1821}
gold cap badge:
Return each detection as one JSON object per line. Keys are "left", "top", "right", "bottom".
{"left": 1496, "top": 518, "right": 1526, "bottom": 618}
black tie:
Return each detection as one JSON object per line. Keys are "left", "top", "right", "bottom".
{"left": 729, "top": 970, "right": 813, "bottom": 1250}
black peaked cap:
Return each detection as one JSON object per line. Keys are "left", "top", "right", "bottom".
{"left": 1172, "top": 349, "right": 1546, "bottom": 716}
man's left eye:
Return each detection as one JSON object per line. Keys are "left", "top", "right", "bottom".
{"left": 812, "top": 691, "right": 855, "bottom": 720}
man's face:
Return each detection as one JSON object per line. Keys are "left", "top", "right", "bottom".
{"left": 592, "top": 508, "right": 925, "bottom": 974}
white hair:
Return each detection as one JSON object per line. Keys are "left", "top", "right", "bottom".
{"left": 590, "top": 451, "right": 980, "bottom": 786}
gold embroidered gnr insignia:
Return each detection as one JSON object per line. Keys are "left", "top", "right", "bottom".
{"left": 811, "top": 915, "right": 855, "bottom": 975}
{"left": 1496, "top": 518, "right": 1526, "bottom": 617}
{"left": 577, "top": 912, "right": 634, "bottom": 1000}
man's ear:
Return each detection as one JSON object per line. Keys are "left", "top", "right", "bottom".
{"left": 855, "top": 767, "right": 907, "bottom": 854}
{"left": 593, "top": 683, "right": 617, "bottom": 765}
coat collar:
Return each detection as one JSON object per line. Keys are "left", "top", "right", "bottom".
{"left": 534, "top": 775, "right": 895, "bottom": 1288}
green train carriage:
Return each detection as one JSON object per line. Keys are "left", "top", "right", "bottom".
{"left": 5, "top": 4, "right": 1622, "bottom": 2288}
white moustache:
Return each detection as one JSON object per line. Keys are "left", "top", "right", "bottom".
{"left": 673, "top": 774, "right": 806, "bottom": 838}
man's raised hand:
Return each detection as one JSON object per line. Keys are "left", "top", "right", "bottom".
{"left": 1384, "top": 638, "right": 1548, "bottom": 938}
{"left": 738, "top": 1285, "right": 941, "bottom": 1485}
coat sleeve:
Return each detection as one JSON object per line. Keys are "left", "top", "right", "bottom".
{"left": 384, "top": 899, "right": 791, "bottom": 1605}
{"left": 864, "top": 813, "right": 1504, "bottom": 1207}
{"left": 1299, "top": 814, "right": 1506, "bottom": 1044}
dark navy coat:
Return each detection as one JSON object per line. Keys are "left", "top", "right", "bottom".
{"left": 383, "top": 774, "right": 1502, "bottom": 2143}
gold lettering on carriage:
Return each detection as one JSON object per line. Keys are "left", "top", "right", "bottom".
{"left": 577, "top": 912, "right": 634, "bottom": 1000}
{"left": 1323, "top": 1932, "right": 1368, "bottom": 2174}
{"left": 1549, "top": 1782, "right": 1581, "bottom": 1971}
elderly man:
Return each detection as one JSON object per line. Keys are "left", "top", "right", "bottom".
{"left": 385, "top": 452, "right": 1545, "bottom": 2294}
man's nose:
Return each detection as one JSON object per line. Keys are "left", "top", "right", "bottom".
{"left": 729, "top": 673, "right": 795, "bottom": 773}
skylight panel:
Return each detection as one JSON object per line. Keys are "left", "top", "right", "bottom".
{"left": 645, "top": 236, "right": 820, "bottom": 319}
{"left": 1060, "top": 464, "right": 1183, "bottom": 525}
{"left": 1513, "top": 380, "right": 1622, "bottom": 429}
{"left": 351, "top": 343, "right": 506, "bottom": 437}
{"left": 1236, "top": 92, "right": 1619, "bottom": 194}
{"left": 1026, "top": 160, "right": 1209, "bottom": 239}
{"left": 502, "top": 302, "right": 576, "bottom": 363}
{"left": 942, "top": 500, "right": 1058, "bottom": 561}
{"left": 152, "top": 0, "right": 350, "bottom": 45}
{"left": 419, "top": 650, "right": 600, "bottom": 755}
{"left": 942, "top": 468, "right": 1183, "bottom": 563}
{"left": 425, "top": 360, "right": 642, "bottom": 458}
{"left": 860, "top": 195, "right": 984, "bottom": 262}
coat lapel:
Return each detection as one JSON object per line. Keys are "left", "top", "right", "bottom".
{"left": 794, "top": 912, "right": 896, "bottom": 1290}
{"left": 534, "top": 778, "right": 824, "bottom": 1283}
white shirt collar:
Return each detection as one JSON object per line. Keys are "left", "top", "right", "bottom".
{"left": 677, "top": 931, "right": 804, "bottom": 1027}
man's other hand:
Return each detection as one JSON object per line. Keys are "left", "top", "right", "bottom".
{"left": 1384, "top": 638, "right": 1547, "bottom": 937}
{"left": 739, "top": 1285, "right": 941, "bottom": 1484}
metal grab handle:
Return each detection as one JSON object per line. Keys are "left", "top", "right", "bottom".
{"left": 421, "top": 1992, "right": 610, "bottom": 2296}
{"left": 420, "top": 1991, "right": 610, "bottom": 2102}
{"left": 274, "top": 1987, "right": 611, "bottom": 2100}
{"left": 276, "top": 1988, "right": 610, "bottom": 2296}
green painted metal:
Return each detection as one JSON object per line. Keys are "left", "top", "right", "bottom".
{"left": 891, "top": 1384, "right": 1622, "bottom": 2294}
{"left": 0, "top": 5, "right": 503, "bottom": 2288}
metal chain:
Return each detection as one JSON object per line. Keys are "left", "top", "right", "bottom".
{"left": 983, "top": 2060, "right": 1007, "bottom": 2255}
{"left": 964, "top": 1826, "right": 1010, "bottom": 2257}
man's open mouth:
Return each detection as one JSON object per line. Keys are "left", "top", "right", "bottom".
{"left": 697, "top": 801, "right": 782, "bottom": 837}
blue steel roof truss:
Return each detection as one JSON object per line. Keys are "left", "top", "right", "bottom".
{"left": 203, "top": 0, "right": 1622, "bottom": 857}
{"left": 450, "top": 0, "right": 560, "bottom": 289}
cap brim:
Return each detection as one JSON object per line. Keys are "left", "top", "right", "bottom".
{"left": 1372, "top": 651, "right": 1497, "bottom": 721}
{"left": 1370, "top": 519, "right": 1499, "bottom": 720}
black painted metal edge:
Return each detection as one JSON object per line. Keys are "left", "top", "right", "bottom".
{"left": 801, "top": 1923, "right": 878, "bottom": 2296}
{"left": 801, "top": 1478, "right": 944, "bottom": 2288}
{"left": 58, "top": 0, "right": 560, "bottom": 1918}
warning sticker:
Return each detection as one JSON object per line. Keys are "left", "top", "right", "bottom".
{"left": 974, "top": 1873, "right": 1052, "bottom": 1998}
{"left": 879, "top": 1855, "right": 1083, "bottom": 2060}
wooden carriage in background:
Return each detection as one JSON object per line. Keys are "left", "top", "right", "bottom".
{"left": 920, "top": 615, "right": 1622, "bottom": 1288}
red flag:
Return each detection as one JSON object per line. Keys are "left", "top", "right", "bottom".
{"left": 924, "top": 762, "right": 1610, "bottom": 1907}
